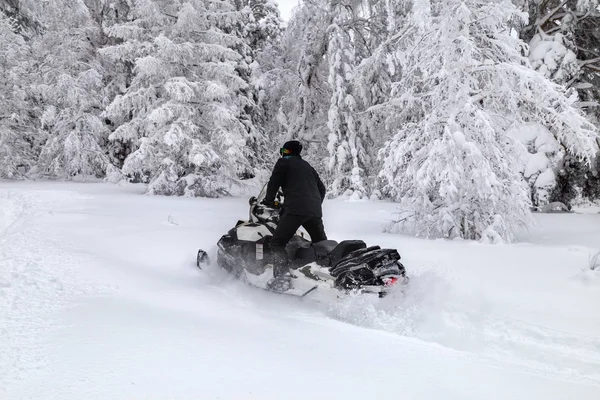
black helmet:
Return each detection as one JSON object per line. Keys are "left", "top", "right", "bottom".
{"left": 280, "top": 140, "right": 303, "bottom": 156}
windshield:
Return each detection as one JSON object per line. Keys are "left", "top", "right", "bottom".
{"left": 249, "top": 184, "right": 284, "bottom": 227}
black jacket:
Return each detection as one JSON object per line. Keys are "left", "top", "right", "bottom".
{"left": 265, "top": 155, "right": 326, "bottom": 217}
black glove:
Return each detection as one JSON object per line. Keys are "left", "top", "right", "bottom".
{"left": 261, "top": 199, "right": 278, "bottom": 208}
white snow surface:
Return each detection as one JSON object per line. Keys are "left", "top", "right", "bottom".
{"left": 1, "top": 181, "right": 599, "bottom": 399}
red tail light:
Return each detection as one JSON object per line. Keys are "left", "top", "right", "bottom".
{"left": 383, "top": 276, "right": 399, "bottom": 286}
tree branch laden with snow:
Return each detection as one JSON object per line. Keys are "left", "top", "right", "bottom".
{"left": 376, "top": 0, "right": 598, "bottom": 242}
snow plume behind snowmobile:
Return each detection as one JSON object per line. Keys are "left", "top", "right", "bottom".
{"left": 197, "top": 185, "right": 409, "bottom": 297}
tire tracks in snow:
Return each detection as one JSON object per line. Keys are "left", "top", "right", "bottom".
{"left": 0, "top": 189, "right": 103, "bottom": 389}
{"left": 201, "top": 252, "right": 600, "bottom": 387}
{"left": 322, "top": 272, "right": 600, "bottom": 387}
{"left": 484, "top": 315, "right": 600, "bottom": 385}
{"left": 0, "top": 191, "right": 27, "bottom": 249}
{"left": 0, "top": 191, "right": 30, "bottom": 295}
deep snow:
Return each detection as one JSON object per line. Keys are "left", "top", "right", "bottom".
{"left": 1, "top": 181, "right": 599, "bottom": 399}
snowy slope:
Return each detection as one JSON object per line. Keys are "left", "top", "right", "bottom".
{"left": 1, "top": 181, "right": 599, "bottom": 399}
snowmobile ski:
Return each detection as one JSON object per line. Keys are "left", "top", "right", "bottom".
{"left": 262, "top": 284, "right": 318, "bottom": 298}
{"left": 196, "top": 249, "right": 209, "bottom": 269}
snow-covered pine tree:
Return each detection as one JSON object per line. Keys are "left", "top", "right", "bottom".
{"left": 519, "top": 0, "right": 600, "bottom": 109}
{"left": 519, "top": 1, "right": 600, "bottom": 108}
{"left": 0, "top": 0, "right": 43, "bottom": 37}
{"left": 252, "top": 0, "right": 333, "bottom": 177}
{"left": 326, "top": 1, "right": 369, "bottom": 198}
{"left": 334, "top": 0, "right": 408, "bottom": 200}
{"left": 516, "top": 0, "right": 600, "bottom": 206}
{"left": 226, "top": 0, "right": 271, "bottom": 178}
{"left": 101, "top": 0, "right": 266, "bottom": 196}
{"left": 571, "top": 1, "right": 600, "bottom": 124}
{"left": 245, "top": 0, "right": 283, "bottom": 51}
{"left": 82, "top": 0, "right": 132, "bottom": 174}
{"left": 283, "top": 1, "right": 333, "bottom": 143}
{"left": 377, "top": 0, "right": 598, "bottom": 242}
{"left": 0, "top": 13, "right": 36, "bottom": 179}
{"left": 352, "top": 0, "right": 399, "bottom": 111}
{"left": 266, "top": 0, "right": 382, "bottom": 191}
{"left": 31, "top": 0, "right": 113, "bottom": 179}
{"left": 251, "top": 19, "right": 287, "bottom": 148}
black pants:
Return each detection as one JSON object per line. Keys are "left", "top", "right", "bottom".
{"left": 269, "top": 213, "right": 327, "bottom": 275}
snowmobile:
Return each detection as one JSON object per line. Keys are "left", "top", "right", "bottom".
{"left": 197, "top": 185, "right": 409, "bottom": 298}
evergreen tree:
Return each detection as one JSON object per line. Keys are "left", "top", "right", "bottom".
{"left": 253, "top": 0, "right": 332, "bottom": 177}
{"left": 519, "top": 1, "right": 600, "bottom": 109}
{"left": 376, "top": 0, "right": 598, "bottom": 241}
{"left": 0, "top": 13, "right": 36, "bottom": 179}
{"left": 326, "top": 0, "right": 369, "bottom": 198}
{"left": 0, "top": 0, "right": 43, "bottom": 37}
{"left": 101, "top": 0, "right": 266, "bottom": 196}
{"left": 31, "top": 0, "right": 113, "bottom": 179}
{"left": 517, "top": 0, "right": 600, "bottom": 206}
{"left": 245, "top": 0, "right": 283, "bottom": 51}
{"left": 284, "top": 1, "right": 333, "bottom": 147}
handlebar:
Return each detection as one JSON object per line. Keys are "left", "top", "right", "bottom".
{"left": 249, "top": 198, "right": 283, "bottom": 225}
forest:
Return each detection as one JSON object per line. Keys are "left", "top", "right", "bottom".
{"left": 1, "top": 0, "right": 599, "bottom": 241}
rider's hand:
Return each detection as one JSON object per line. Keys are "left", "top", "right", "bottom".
{"left": 261, "top": 199, "right": 279, "bottom": 208}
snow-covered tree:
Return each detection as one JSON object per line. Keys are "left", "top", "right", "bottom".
{"left": 528, "top": 30, "right": 580, "bottom": 85}
{"left": 0, "top": 0, "right": 43, "bottom": 37}
{"left": 0, "top": 13, "right": 36, "bottom": 179}
{"left": 326, "top": 1, "right": 369, "bottom": 198}
{"left": 507, "top": 123, "right": 565, "bottom": 207}
{"left": 101, "top": 0, "right": 266, "bottom": 196}
{"left": 245, "top": 0, "right": 283, "bottom": 51}
{"left": 265, "top": 0, "right": 386, "bottom": 191}
{"left": 519, "top": 1, "right": 600, "bottom": 90}
{"left": 284, "top": 1, "right": 333, "bottom": 145}
{"left": 515, "top": 0, "right": 600, "bottom": 206}
{"left": 517, "top": 1, "right": 600, "bottom": 117}
{"left": 253, "top": 0, "right": 333, "bottom": 178}
{"left": 376, "top": 0, "right": 598, "bottom": 242}
{"left": 30, "top": 0, "right": 113, "bottom": 179}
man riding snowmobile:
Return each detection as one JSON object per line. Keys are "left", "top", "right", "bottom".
{"left": 262, "top": 140, "right": 327, "bottom": 292}
{"left": 196, "top": 166, "right": 410, "bottom": 298}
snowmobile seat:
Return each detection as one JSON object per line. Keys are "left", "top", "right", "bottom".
{"left": 328, "top": 240, "right": 367, "bottom": 266}
{"left": 313, "top": 240, "right": 339, "bottom": 256}
{"left": 286, "top": 236, "right": 313, "bottom": 260}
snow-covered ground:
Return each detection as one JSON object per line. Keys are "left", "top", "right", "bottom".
{"left": 1, "top": 181, "right": 599, "bottom": 399}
